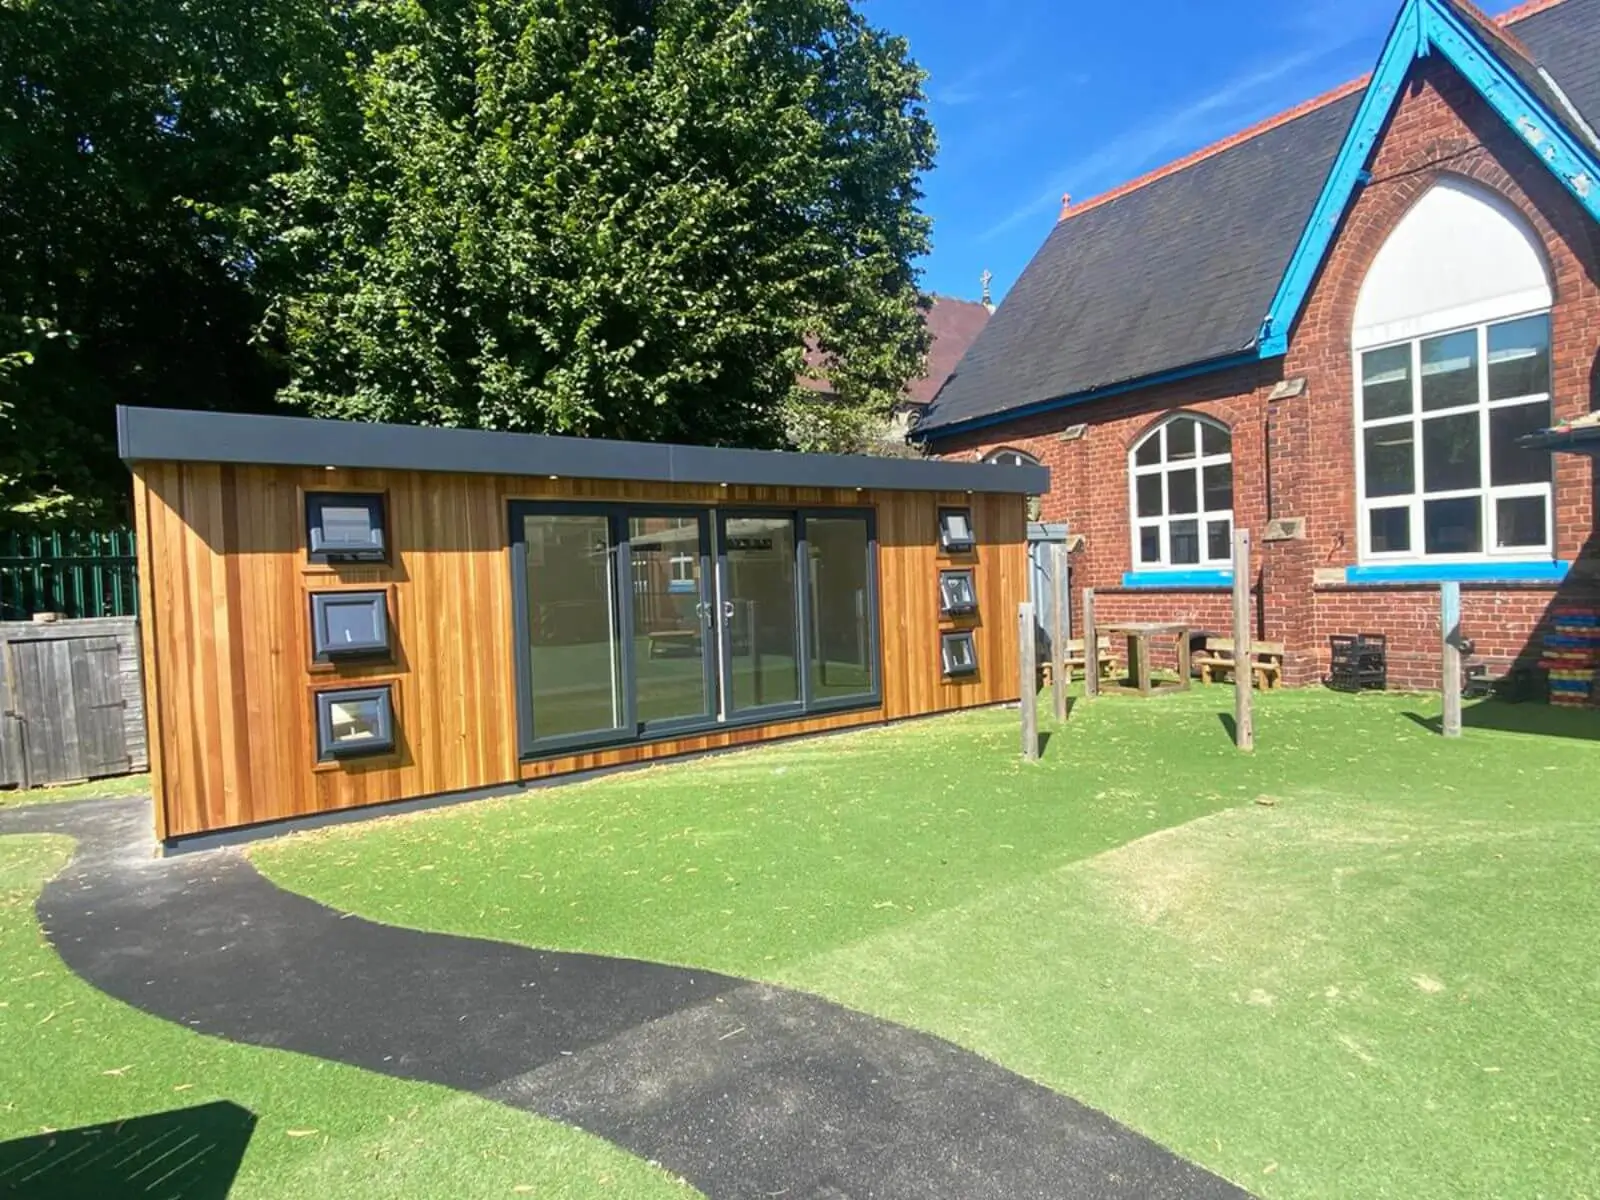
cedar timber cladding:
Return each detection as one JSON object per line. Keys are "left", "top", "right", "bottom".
{"left": 131, "top": 448, "right": 1030, "bottom": 840}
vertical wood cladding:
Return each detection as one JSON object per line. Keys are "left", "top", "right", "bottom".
{"left": 135, "top": 464, "right": 1028, "bottom": 838}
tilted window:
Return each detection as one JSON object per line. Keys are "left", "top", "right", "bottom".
{"left": 939, "top": 569, "right": 977, "bottom": 616}
{"left": 315, "top": 685, "right": 395, "bottom": 760}
{"left": 938, "top": 507, "right": 975, "bottom": 554}
{"left": 941, "top": 630, "right": 977, "bottom": 677}
{"left": 306, "top": 492, "right": 387, "bottom": 563}
{"left": 310, "top": 591, "right": 390, "bottom": 662}
{"left": 1129, "top": 415, "right": 1233, "bottom": 569}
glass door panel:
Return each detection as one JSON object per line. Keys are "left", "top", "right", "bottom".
{"left": 805, "top": 515, "right": 876, "bottom": 705}
{"left": 719, "top": 514, "right": 801, "bottom": 715}
{"left": 521, "top": 513, "right": 626, "bottom": 744}
{"left": 627, "top": 514, "right": 714, "bottom": 730}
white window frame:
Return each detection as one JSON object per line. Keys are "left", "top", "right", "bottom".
{"left": 1127, "top": 414, "right": 1235, "bottom": 571}
{"left": 1353, "top": 310, "right": 1554, "bottom": 564}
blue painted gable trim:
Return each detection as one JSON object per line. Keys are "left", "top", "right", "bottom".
{"left": 1121, "top": 570, "right": 1235, "bottom": 589}
{"left": 917, "top": 351, "right": 1260, "bottom": 442}
{"left": 1259, "top": 0, "right": 1600, "bottom": 356}
{"left": 1257, "top": 1, "right": 1422, "bottom": 356}
{"left": 1344, "top": 560, "right": 1570, "bottom": 585}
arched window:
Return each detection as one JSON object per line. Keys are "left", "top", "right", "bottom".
{"left": 984, "top": 448, "right": 1040, "bottom": 468}
{"left": 1129, "top": 414, "right": 1233, "bottom": 569}
{"left": 1353, "top": 179, "right": 1554, "bottom": 560}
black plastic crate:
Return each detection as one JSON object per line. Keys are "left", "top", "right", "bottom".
{"left": 1327, "top": 633, "right": 1387, "bottom": 691}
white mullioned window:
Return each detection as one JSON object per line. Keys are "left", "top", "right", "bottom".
{"left": 1128, "top": 414, "right": 1234, "bottom": 570}
{"left": 1351, "top": 178, "right": 1555, "bottom": 562}
{"left": 1356, "top": 315, "right": 1553, "bottom": 559}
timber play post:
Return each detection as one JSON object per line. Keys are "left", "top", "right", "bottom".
{"left": 1019, "top": 602, "right": 1039, "bottom": 761}
{"left": 1232, "top": 528, "right": 1254, "bottom": 752}
{"left": 1441, "top": 582, "right": 1463, "bottom": 738}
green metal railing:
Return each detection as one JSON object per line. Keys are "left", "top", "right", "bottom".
{"left": 0, "top": 528, "right": 138, "bottom": 620}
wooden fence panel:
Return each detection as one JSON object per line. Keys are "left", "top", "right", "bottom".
{"left": 0, "top": 618, "right": 144, "bottom": 788}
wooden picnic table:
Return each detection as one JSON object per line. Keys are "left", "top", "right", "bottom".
{"left": 1105, "top": 621, "right": 1191, "bottom": 696}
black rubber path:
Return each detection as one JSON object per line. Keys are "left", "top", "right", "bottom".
{"left": 3, "top": 798, "right": 1253, "bottom": 1200}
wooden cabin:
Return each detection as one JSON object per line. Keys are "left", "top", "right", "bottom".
{"left": 119, "top": 407, "right": 1047, "bottom": 846}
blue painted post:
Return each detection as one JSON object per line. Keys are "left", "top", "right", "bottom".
{"left": 1441, "top": 582, "right": 1463, "bottom": 738}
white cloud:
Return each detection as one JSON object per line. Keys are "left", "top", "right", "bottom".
{"left": 980, "top": 47, "right": 1332, "bottom": 240}
{"left": 978, "top": 11, "right": 1391, "bottom": 243}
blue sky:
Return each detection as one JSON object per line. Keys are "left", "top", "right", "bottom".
{"left": 871, "top": 0, "right": 1523, "bottom": 302}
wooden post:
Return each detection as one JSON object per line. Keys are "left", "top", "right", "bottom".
{"left": 1019, "top": 602, "right": 1039, "bottom": 761}
{"left": 1051, "top": 543, "right": 1069, "bottom": 722}
{"left": 1232, "top": 529, "right": 1254, "bottom": 752}
{"left": 1441, "top": 581, "right": 1462, "bottom": 738}
{"left": 1081, "top": 587, "right": 1099, "bottom": 700}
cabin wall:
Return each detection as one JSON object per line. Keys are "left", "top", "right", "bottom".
{"left": 133, "top": 463, "right": 1027, "bottom": 839}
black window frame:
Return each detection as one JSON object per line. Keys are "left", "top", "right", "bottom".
{"left": 509, "top": 501, "right": 881, "bottom": 760}
{"left": 938, "top": 506, "right": 976, "bottom": 555}
{"left": 938, "top": 568, "right": 978, "bottom": 616}
{"left": 306, "top": 491, "right": 388, "bottom": 563}
{"left": 309, "top": 590, "right": 391, "bottom": 663}
{"left": 314, "top": 684, "right": 396, "bottom": 761}
{"left": 941, "top": 630, "right": 978, "bottom": 677}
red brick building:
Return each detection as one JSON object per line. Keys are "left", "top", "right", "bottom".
{"left": 916, "top": 0, "right": 1600, "bottom": 689}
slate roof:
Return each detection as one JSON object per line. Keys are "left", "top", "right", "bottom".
{"left": 906, "top": 296, "right": 993, "bottom": 406}
{"left": 918, "top": 0, "right": 1600, "bottom": 438}
{"left": 797, "top": 295, "right": 991, "bottom": 406}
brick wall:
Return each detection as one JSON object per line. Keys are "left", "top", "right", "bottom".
{"left": 935, "top": 55, "right": 1600, "bottom": 692}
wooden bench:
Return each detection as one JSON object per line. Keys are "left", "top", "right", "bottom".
{"left": 1040, "top": 636, "right": 1117, "bottom": 685}
{"left": 1193, "top": 637, "right": 1285, "bottom": 689}
{"left": 646, "top": 628, "right": 701, "bottom": 658}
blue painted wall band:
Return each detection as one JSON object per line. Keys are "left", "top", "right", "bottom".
{"left": 1343, "top": 560, "right": 1570, "bottom": 585}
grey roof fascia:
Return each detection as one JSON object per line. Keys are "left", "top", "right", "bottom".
{"left": 1519, "top": 422, "right": 1600, "bottom": 456}
{"left": 117, "top": 406, "right": 1049, "bottom": 496}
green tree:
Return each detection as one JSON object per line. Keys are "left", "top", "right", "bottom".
{"left": 0, "top": 0, "right": 327, "bottom": 522}
{"left": 266, "top": 0, "right": 935, "bottom": 451}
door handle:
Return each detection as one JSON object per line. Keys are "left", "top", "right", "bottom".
{"left": 722, "top": 600, "right": 736, "bottom": 622}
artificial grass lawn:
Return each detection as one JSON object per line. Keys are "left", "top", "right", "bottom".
{"left": 0, "top": 771, "right": 150, "bottom": 809}
{"left": 0, "top": 837, "right": 697, "bottom": 1198}
{"left": 255, "top": 687, "right": 1600, "bottom": 1199}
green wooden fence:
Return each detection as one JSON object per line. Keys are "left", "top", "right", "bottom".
{"left": 0, "top": 528, "right": 138, "bottom": 620}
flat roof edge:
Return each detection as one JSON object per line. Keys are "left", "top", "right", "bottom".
{"left": 116, "top": 406, "right": 1049, "bottom": 496}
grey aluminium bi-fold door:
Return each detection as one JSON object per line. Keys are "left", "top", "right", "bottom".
{"left": 511, "top": 502, "right": 879, "bottom": 759}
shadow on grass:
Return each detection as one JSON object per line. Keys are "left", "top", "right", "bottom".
{"left": 1401, "top": 699, "right": 1600, "bottom": 740}
{"left": 1037, "top": 730, "right": 1054, "bottom": 757}
{"left": 1217, "top": 712, "right": 1237, "bottom": 742}
{"left": 0, "top": 1101, "right": 255, "bottom": 1198}
{"left": 1402, "top": 711, "right": 1444, "bottom": 735}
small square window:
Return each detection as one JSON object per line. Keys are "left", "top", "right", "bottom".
{"left": 941, "top": 630, "right": 977, "bottom": 677}
{"left": 939, "top": 569, "right": 977, "bottom": 616}
{"left": 315, "top": 685, "right": 395, "bottom": 760}
{"left": 310, "top": 591, "right": 390, "bottom": 662}
{"left": 938, "top": 507, "right": 975, "bottom": 554}
{"left": 307, "top": 492, "right": 387, "bottom": 562}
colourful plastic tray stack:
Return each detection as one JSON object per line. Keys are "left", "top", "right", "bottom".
{"left": 1541, "top": 608, "right": 1600, "bottom": 707}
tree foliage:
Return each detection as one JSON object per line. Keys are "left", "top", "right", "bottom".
{"left": 1, "top": 0, "right": 934, "bottom": 521}
{"left": 0, "top": 0, "right": 327, "bottom": 521}
{"left": 266, "top": 0, "right": 935, "bottom": 450}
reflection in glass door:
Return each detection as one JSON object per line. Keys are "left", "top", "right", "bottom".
{"left": 627, "top": 514, "right": 715, "bottom": 730}
{"left": 719, "top": 515, "right": 802, "bottom": 715}
{"left": 520, "top": 513, "right": 626, "bottom": 745}
{"left": 805, "top": 515, "right": 876, "bottom": 705}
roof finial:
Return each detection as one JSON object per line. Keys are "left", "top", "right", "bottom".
{"left": 980, "top": 269, "right": 994, "bottom": 314}
{"left": 1058, "top": 193, "right": 1073, "bottom": 220}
